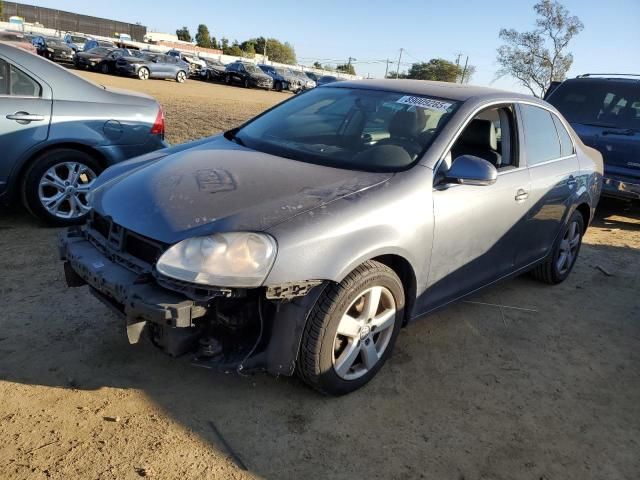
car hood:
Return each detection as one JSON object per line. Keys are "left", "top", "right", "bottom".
{"left": 91, "top": 136, "right": 392, "bottom": 244}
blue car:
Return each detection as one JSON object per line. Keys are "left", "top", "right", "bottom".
{"left": 115, "top": 51, "right": 189, "bottom": 83}
{"left": 546, "top": 74, "right": 640, "bottom": 201}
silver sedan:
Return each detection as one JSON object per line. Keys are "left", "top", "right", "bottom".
{"left": 0, "top": 42, "right": 167, "bottom": 225}
{"left": 60, "top": 80, "right": 603, "bottom": 395}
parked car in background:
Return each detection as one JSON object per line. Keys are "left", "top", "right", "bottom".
{"left": 305, "top": 71, "right": 319, "bottom": 83}
{"left": 292, "top": 70, "right": 316, "bottom": 91}
{"left": 32, "top": 36, "right": 75, "bottom": 63}
{"left": 59, "top": 79, "right": 602, "bottom": 395}
{"left": 0, "top": 30, "right": 37, "bottom": 54}
{"left": 166, "top": 50, "right": 205, "bottom": 77}
{"left": 75, "top": 47, "right": 132, "bottom": 73}
{"left": 63, "top": 32, "right": 89, "bottom": 53}
{"left": 317, "top": 75, "right": 340, "bottom": 86}
{"left": 225, "top": 61, "right": 273, "bottom": 89}
{"left": 116, "top": 51, "right": 189, "bottom": 82}
{"left": 199, "top": 58, "right": 226, "bottom": 81}
{"left": 0, "top": 43, "right": 167, "bottom": 225}
{"left": 258, "top": 64, "right": 297, "bottom": 92}
{"left": 82, "top": 38, "right": 115, "bottom": 51}
{"left": 546, "top": 74, "right": 640, "bottom": 201}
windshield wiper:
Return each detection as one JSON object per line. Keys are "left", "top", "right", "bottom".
{"left": 602, "top": 128, "right": 637, "bottom": 136}
{"left": 578, "top": 121, "right": 619, "bottom": 128}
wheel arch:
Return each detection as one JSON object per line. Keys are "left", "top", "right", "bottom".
{"left": 11, "top": 142, "right": 109, "bottom": 202}
{"left": 370, "top": 254, "right": 417, "bottom": 326}
{"left": 575, "top": 202, "right": 591, "bottom": 233}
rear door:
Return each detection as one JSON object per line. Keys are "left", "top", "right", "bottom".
{"left": 514, "top": 103, "right": 580, "bottom": 267}
{"left": 0, "top": 56, "right": 52, "bottom": 195}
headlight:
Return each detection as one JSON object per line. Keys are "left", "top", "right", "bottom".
{"left": 156, "top": 232, "right": 277, "bottom": 287}
{"left": 47, "top": 47, "right": 54, "bottom": 53}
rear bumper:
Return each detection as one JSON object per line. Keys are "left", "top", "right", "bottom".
{"left": 602, "top": 174, "right": 640, "bottom": 200}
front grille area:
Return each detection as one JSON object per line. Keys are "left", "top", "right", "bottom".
{"left": 88, "top": 211, "right": 166, "bottom": 272}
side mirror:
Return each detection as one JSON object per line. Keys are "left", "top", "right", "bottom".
{"left": 445, "top": 155, "right": 498, "bottom": 186}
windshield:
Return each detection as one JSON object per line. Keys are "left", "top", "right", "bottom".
{"left": 548, "top": 81, "right": 640, "bottom": 130}
{"left": 70, "top": 36, "right": 86, "bottom": 43}
{"left": 233, "top": 87, "right": 459, "bottom": 171}
{"left": 88, "top": 47, "right": 110, "bottom": 55}
{"left": 244, "top": 64, "right": 260, "bottom": 74}
{"left": 47, "top": 39, "right": 65, "bottom": 47}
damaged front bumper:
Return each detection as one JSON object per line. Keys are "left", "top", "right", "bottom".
{"left": 58, "top": 226, "right": 325, "bottom": 375}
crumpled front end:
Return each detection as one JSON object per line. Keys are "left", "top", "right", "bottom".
{"left": 58, "top": 211, "right": 326, "bottom": 375}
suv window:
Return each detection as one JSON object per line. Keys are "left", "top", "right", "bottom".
{"left": 552, "top": 115, "right": 574, "bottom": 157}
{"left": 547, "top": 80, "right": 640, "bottom": 130}
{"left": 0, "top": 59, "right": 41, "bottom": 97}
{"left": 520, "top": 104, "right": 561, "bottom": 165}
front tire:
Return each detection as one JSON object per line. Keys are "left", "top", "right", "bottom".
{"left": 243, "top": 77, "right": 250, "bottom": 88}
{"left": 531, "top": 210, "right": 584, "bottom": 284}
{"left": 298, "top": 260, "right": 405, "bottom": 395}
{"left": 137, "top": 67, "right": 150, "bottom": 80}
{"left": 176, "top": 70, "right": 187, "bottom": 83}
{"left": 22, "top": 149, "right": 102, "bottom": 226}
{"left": 100, "top": 62, "right": 110, "bottom": 74}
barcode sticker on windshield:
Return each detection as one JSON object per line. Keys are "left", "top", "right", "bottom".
{"left": 396, "top": 96, "right": 452, "bottom": 112}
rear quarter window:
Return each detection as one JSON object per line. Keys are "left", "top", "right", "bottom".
{"left": 520, "top": 104, "right": 562, "bottom": 165}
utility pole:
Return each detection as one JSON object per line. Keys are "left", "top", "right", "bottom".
{"left": 461, "top": 55, "right": 469, "bottom": 83}
{"left": 263, "top": 40, "right": 267, "bottom": 62}
{"left": 455, "top": 52, "right": 462, "bottom": 66}
{"left": 384, "top": 58, "right": 390, "bottom": 78}
{"left": 395, "top": 48, "right": 403, "bottom": 79}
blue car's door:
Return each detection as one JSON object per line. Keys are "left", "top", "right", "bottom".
{"left": 0, "top": 55, "right": 52, "bottom": 195}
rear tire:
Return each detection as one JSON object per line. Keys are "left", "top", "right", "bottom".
{"left": 531, "top": 210, "right": 584, "bottom": 284}
{"left": 298, "top": 260, "right": 405, "bottom": 395}
{"left": 274, "top": 81, "right": 283, "bottom": 92}
{"left": 22, "top": 149, "right": 102, "bottom": 226}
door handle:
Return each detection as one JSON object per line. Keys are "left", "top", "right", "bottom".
{"left": 515, "top": 188, "right": 529, "bottom": 202}
{"left": 6, "top": 112, "right": 45, "bottom": 124}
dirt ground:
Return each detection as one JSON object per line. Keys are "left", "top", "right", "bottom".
{"left": 0, "top": 72, "right": 639, "bottom": 480}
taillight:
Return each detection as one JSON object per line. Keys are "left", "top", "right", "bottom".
{"left": 150, "top": 107, "right": 165, "bottom": 138}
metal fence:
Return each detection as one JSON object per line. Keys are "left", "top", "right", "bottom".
{"left": 2, "top": 2, "right": 147, "bottom": 41}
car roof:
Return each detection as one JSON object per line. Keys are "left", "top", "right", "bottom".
{"left": 324, "top": 78, "right": 533, "bottom": 102}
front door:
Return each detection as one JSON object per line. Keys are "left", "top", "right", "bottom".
{"left": 0, "top": 56, "right": 52, "bottom": 195}
{"left": 417, "top": 104, "right": 531, "bottom": 313}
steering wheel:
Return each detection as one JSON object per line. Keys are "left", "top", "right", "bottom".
{"left": 375, "top": 136, "right": 423, "bottom": 159}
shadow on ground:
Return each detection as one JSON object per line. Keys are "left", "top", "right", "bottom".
{"left": 0, "top": 203, "right": 638, "bottom": 479}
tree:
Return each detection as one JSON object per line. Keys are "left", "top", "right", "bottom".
{"left": 312, "top": 61, "right": 322, "bottom": 69}
{"left": 0, "top": 1, "right": 4, "bottom": 21}
{"left": 244, "top": 43, "right": 256, "bottom": 58}
{"left": 245, "top": 37, "right": 296, "bottom": 64}
{"left": 496, "top": 0, "right": 583, "bottom": 97}
{"left": 211, "top": 36, "right": 219, "bottom": 50}
{"left": 336, "top": 63, "right": 356, "bottom": 75}
{"left": 195, "top": 24, "right": 211, "bottom": 48}
{"left": 406, "top": 59, "right": 462, "bottom": 82}
{"left": 176, "top": 26, "right": 192, "bottom": 42}
{"left": 226, "top": 41, "right": 243, "bottom": 57}
{"left": 220, "top": 37, "right": 229, "bottom": 52}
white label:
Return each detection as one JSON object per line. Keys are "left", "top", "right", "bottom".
{"left": 396, "top": 96, "right": 452, "bottom": 112}
{"left": 92, "top": 261, "right": 105, "bottom": 270}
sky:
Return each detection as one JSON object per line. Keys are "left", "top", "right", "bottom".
{"left": 20, "top": 0, "right": 640, "bottom": 92}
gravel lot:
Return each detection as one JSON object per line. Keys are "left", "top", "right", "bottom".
{"left": 0, "top": 71, "right": 639, "bottom": 480}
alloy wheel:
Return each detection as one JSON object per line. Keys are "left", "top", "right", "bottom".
{"left": 38, "top": 162, "right": 96, "bottom": 220}
{"left": 332, "top": 286, "right": 396, "bottom": 380}
{"left": 177, "top": 71, "right": 186, "bottom": 83}
{"left": 556, "top": 220, "right": 581, "bottom": 274}
{"left": 138, "top": 68, "right": 149, "bottom": 80}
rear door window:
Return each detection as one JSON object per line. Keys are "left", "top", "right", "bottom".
{"left": 519, "top": 104, "right": 561, "bottom": 165}
{"left": 552, "top": 115, "right": 575, "bottom": 157}
{"left": 0, "top": 59, "right": 41, "bottom": 97}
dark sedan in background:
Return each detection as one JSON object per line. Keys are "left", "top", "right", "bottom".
{"left": 32, "top": 36, "right": 75, "bottom": 63}
{"left": 0, "top": 43, "right": 167, "bottom": 225}
{"left": 200, "top": 58, "right": 226, "bottom": 81}
{"left": 259, "top": 64, "right": 294, "bottom": 92}
{"left": 116, "top": 52, "right": 189, "bottom": 82}
{"left": 75, "top": 47, "right": 132, "bottom": 73}
{"left": 225, "top": 61, "right": 273, "bottom": 89}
